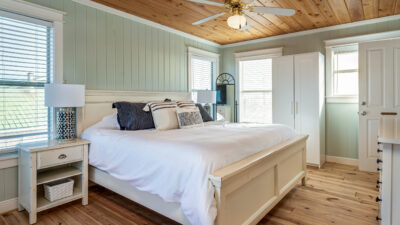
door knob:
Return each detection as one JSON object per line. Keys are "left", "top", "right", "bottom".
{"left": 360, "top": 111, "right": 367, "bottom": 116}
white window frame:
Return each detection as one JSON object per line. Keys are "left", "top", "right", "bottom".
{"left": 234, "top": 47, "right": 282, "bottom": 123}
{"left": 325, "top": 44, "right": 359, "bottom": 103}
{"left": 187, "top": 46, "right": 219, "bottom": 93}
{"left": 0, "top": 0, "right": 64, "bottom": 164}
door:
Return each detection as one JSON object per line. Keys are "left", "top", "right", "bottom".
{"left": 272, "top": 55, "right": 295, "bottom": 128}
{"left": 359, "top": 38, "right": 400, "bottom": 172}
{"left": 294, "top": 53, "right": 320, "bottom": 165}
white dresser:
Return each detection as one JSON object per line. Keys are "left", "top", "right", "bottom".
{"left": 377, "top": 137, "right": 400, "bottom": 225}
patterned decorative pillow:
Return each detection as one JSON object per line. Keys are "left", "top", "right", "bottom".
{"left": 143, "top": 102, "right": 179, "bottom": 130}
{"left": 176, "top": 107, "right": 204, "bottom": 129}
{"left": 176, "top": 100, "right": 196, "bottom": 108}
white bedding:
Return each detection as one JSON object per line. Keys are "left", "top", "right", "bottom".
{"left": 81, "top": 116, "right": 296, "bottom": 225}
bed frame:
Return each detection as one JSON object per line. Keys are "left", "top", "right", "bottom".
{"left": 78, "top": 90, "right": 308, "bottom": 225}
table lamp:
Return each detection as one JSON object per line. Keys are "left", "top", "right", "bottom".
{"left": 44, "top": 84, "right": 85, "bottom": 140}
{"left": 196, "top": 90, "right": 216, "bottom": 115}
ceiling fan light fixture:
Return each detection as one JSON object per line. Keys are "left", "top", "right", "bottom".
{"left": 227, "top": 14, "right": 247, "bottom": 29}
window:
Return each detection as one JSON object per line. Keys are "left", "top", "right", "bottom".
{"left": 188, "top": 47, "right": 219, "bottom": 101}
{"left": 326, "top": 44, "right": 358, "bottom": 102}
{"left": 238, "top": 58, "right": 272, "bottom": 123}
{"left": 0, "top": 12, "right": 54, "bottom": 153}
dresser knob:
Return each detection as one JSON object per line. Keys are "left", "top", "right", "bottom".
{"left": 376, "top": 197, "right": 382, "bottom": 202}
{"left": 376, "top": 216, "right": 382, "bottom": 221}
{"left": 377, "top": 159, "right": 383, "bottom": 164}
{"left": 376, "top": 185, "right": 380, "bottom": 189}
{"left": 377, "top": 180, "right": 382, "bottom": 184}
{"left": 58, "top": 154, "right": 67, "bottom": 160}
{"left": 377, "top": 168, "right": 381, "bottom": 172}
{"left": 377, "top": 149, "right": 383, "bottom": 153}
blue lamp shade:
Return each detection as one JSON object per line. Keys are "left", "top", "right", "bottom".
{"left": 44, "top": 84, "right": 85, "bottom": 140}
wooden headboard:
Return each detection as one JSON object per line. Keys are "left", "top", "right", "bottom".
{"left": 77, "top": 90, "right": 190, "bottom": 136}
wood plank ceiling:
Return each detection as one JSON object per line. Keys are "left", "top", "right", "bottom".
{"left": 92, "top": 0, "right": 400, "bottom": 44}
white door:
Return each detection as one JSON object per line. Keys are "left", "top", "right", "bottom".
{"left": 359, "top": 38, "right": 400, "bottom": 172}
{"left": 272, "top": 55, "right": 295, "bottom": 128}
{"left": 294, "top": 53, "right": 320, "bottom": 165}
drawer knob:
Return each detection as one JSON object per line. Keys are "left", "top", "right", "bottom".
{"left": 376, "top": 216, "right": 382, "bottom": 221}
{"left": 376, "top": 185, "right": 380, "bottom": 189}
{"left": 377, "top": 180, "right": 382, "bottom": 184}
{"left": 58, "top": 154, "right": 67, "bottom": 160}
{"left": 376, "top": 197, "right": 382, "bottom": 202}
{"left": 377, "top": 159, "right": 383, "bottom": 164}
{"left": 377, "top": 149, "right": 383, "bottom": 153}
{"left": 377, "top": 168, "right": 381, "bottom": 172}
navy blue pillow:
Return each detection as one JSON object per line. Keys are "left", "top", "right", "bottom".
{"left": 196, "top": 104, "right": 213, "bottom": 122}
{"left": 112, "top": 102, "right": 155, "bottom": 130}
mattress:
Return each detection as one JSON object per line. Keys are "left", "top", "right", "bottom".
{"left": 81, "top": 117, "right": 296, "bottom": 225}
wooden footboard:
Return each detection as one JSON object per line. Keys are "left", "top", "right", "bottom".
{"left": 209, "top": 135, "right": 308, "bottom": 225}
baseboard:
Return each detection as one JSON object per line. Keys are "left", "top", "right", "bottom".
{"left": 326, "top": 155, "right": 358, "bottom": 166}
{"left": 0, "top": 198, "right": 17, "bottom": 214}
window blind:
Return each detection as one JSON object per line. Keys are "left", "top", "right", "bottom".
{"left": 239, "top": 58, "right": 272, "bottom": 124}
{"left": 0, "top": 13, "right": 53, "bottom": 153}
{"left": 191, "top": 56, "right": 213, "bottom": 90}
{"left": 332, "top": 46, "right": 358, "bottom": 96}
{"left": 190, "top": 56, "right": 214, "bottom": 101}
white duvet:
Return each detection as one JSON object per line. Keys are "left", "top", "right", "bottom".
{"left": 81, "top": 115, "right": 296, "bottom": 225}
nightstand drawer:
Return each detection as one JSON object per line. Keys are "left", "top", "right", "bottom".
{"left": 37, "top": 146, "right": 83, "bottom": 169}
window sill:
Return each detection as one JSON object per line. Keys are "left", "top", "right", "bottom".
{"left": 326, "top": 96, "right": 358, "bottom": 103}
{"left": 0, "top": 152, "right": 18, "bottom": 169}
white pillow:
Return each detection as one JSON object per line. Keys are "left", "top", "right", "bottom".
{"left": 144, "top": 102, "right": 179, "bottom": 130}
{"left": 99, "top": 113, "right": 120, "bottom": 129}
{"left": 176, "top": 107, "right": 204, "bottom": 129}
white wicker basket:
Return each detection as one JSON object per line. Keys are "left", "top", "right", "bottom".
{"left": 44, "top": 178, "right": 74, "bottom": 202}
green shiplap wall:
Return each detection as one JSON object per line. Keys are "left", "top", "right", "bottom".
{"left": 326, "top": 104, "right": 359, "bottom": 159}
{"left": 25, "top": 0, "right": 219, "bottom": 91}
{"left": 0, "top": 167, "right": 18, "bottom": 202}
{"left": 221, "top": 18, "right": 400, "bottom": 160}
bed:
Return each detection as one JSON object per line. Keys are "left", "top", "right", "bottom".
{"left": 77, "top": 90, "right": 308, "bottom": 225}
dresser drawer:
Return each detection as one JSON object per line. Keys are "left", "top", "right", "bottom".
{"left": 37, "top": 145, "right": 83, "bottom": 169}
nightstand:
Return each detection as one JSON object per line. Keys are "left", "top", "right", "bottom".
{"left": 17, "top": 139, "right": 90, "bottom": 224}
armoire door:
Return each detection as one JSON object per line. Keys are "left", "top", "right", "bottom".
{"left": 272, "top": 55, "right": 295, "bottom": 128}
{"left": 294, "top": 53, "right": 320, "bottom": 165}
{"left": 359, "top": 38, "right": 400, "bottom": 172}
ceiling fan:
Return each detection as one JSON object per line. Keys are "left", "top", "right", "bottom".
{"left": 188, "top": 0, "right": 296, "bottom": 30}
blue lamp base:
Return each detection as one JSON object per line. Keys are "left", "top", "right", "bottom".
{"left": 56, "top": 107, "right": 76, "bottom": 140}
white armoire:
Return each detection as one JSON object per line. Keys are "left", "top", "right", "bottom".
{"left": 272, "top": 52, "right": 325, "bottom": 167}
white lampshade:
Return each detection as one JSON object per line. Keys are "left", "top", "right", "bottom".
{"left": 45, "top": 84, "right": 85, "bottom": 107}
{"left": 227, "top": 14, "right": 247, "bottom": 29}
{"left": 196, "top": 90, "right": 216, "bottom": 104}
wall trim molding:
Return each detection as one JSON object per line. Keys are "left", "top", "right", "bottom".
{"left": 221, "top": 15, "right": 400, "bottom": 48}
{"left": 0, "top": 198, "right": 17, "bottom": 214}
{"left": 234, "top": 47, "right": 283, "bottom": 59}
{"left": 0, "top": 153, "right": 18, "bottom": 169}
{"left": 325, "top": 30, "right": 400, "bottom": 47}
{"left": 72, "top": 0, "right": 220, "bottom": 47}
{"left": 326, "top": 155, "right": 358, "bottom": 166}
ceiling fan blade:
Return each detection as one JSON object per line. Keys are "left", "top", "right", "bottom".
{"left": 187, "top": 0, "right": 225, "bottom": 7}
{"left": 240, "top": 14, "right": 250, "bottom": 30}
{"left": 251, "top": 7, "right": 296, "bottom": 16}
{"left": 192, "top": 12, "right": 226, "bottom": 25}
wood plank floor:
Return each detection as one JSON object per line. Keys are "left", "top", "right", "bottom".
{"left": 1, "top": 162, "right": 379, "bottom": 225}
